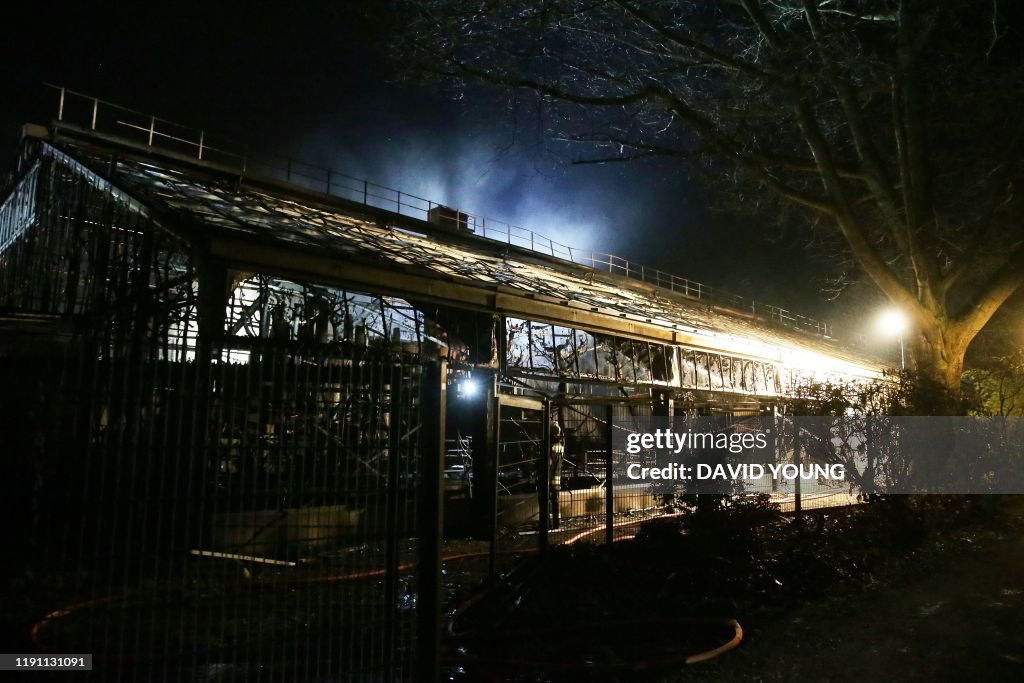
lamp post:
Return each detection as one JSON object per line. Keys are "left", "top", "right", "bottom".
{"left": 878, "top": 309, "right": 908, "bottom": 370}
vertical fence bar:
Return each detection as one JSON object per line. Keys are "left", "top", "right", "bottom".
{"left": 58, "top": 87, "right": 65, "bottom": 120}
{"left": 147, "top": 116, "right": 155, "bottom": 146}
{"left": 91, "top": 98, "right": 98, "bottom": 130}
{"left": 198, "top": 131, "right": 204, "bottom": 160}
{"left": 363, "top": 179, "right": 368, "bottom": 204}
{"left": 416, "top": 360, "right": 447, "bottom": 683}
{"left": 605, "top": 404, "right": 614, "bottom": 545}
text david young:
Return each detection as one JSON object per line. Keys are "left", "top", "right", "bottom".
{"left": 625, "top": 462, "right": 847, "bottom": 482}
{"left": 622, "top": 426, "right": 845, "bottom": 484}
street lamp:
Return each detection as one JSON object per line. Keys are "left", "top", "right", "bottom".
{"left": 878, "top": 309, "right": 908, "bottom": 370}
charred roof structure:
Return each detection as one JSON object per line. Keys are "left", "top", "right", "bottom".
{"left": 0, "top": 90, "right": 883, "bottom": 679}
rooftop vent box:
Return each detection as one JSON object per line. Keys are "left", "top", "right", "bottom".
{"left": 427, "top": 205, "right": 473, "bottom": 234}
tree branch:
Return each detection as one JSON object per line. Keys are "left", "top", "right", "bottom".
{"left": 744, "top": 1, "right": 919, "bottom": 309}
{"left": 942, "top": 124, "right": 1024, "bottom": 294}
{"left": 954, "top": 242, "right": 1024, "bottom": 337}
{"left": 802, "top": 2, "right": 910, "bottom": 251}
{"left": 612, "top": 0, "right": 778, "bottom": 82}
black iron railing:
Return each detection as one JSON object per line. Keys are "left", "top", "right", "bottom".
{"left": 44, "top": 84, "right": 831, "bottom": 337}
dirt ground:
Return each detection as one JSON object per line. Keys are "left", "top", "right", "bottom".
{"left": 667, "top": 501, "right": 1024, "bottom": 682}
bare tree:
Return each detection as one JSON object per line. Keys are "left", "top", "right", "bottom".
{"left": 399, "top": 0, "right": 1024, "bottom": 403}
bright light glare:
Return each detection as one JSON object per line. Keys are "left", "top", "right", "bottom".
{"left": 461, "top": 378, "right": 479, "bottom": 398}
{"left": 878, "top": 309, "right": 908, "bottom": 336}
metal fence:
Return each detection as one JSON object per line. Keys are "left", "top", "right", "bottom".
{"left": 476, "top": 396, "right": 861, "bottom": 567}
{"left": 1, "top": 92, "right": 859, "bottom": 681}
{"left": 0, "top": 141, "right": 449, "bottom": 681}
{"left": 42, "top": 84, "right": 831, "bottom": 337}
{"left": 9, "top": 345, "right": 431, "bottom": 681}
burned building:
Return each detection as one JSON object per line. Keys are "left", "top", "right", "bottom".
{"left": 0, "top": 90, "right": 882, "bottom": 679}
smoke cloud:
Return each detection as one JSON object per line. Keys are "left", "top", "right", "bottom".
{"left": 289, "top": 115, "right": 683, "bottom": 259}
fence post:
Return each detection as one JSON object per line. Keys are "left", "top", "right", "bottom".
{"left": 539, "top": 399, "right": 551, "bottom": 553}
{"left": 793, "top": 422, "right": 802, "bottom": 524}
{"left": 605, "top": 404, "right": 614, "bottom": 545}
{"left": 383, "top": 365, "right": 404, "bottom": 671}
{"left": 192, "top": 255, "right": 228, "bottom": 556}
{"left": 416, "top": 360, "right": 447, "bottom": 683}
{"left": 489, "top": 392, "right": 501, "bottom": 578}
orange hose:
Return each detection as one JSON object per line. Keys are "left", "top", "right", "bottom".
{"left": 30, "top": 596, "right": 116, "bottom": 647}
{"left": 685, "top": 618, "right": 743, "bottom": 664}
{"left": 28, "top": 548, "right": 535, "bottom": 647}
{"left": 30, "top": 512, "right": 683, "bottom": 649}
{"left": 441, "top": 617, "right": 744, "bottom": 672}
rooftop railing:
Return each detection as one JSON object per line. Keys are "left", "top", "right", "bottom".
{"left": 44, "top": 84, "right": 831, "bottom": 338}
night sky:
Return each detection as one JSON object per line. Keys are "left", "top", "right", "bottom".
{"left": 0, "top": 1, "right": 970, "bottom": 356}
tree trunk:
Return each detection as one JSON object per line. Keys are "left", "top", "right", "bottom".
{"left": 908, "top": 321, "right": 969, "bottom": 414}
